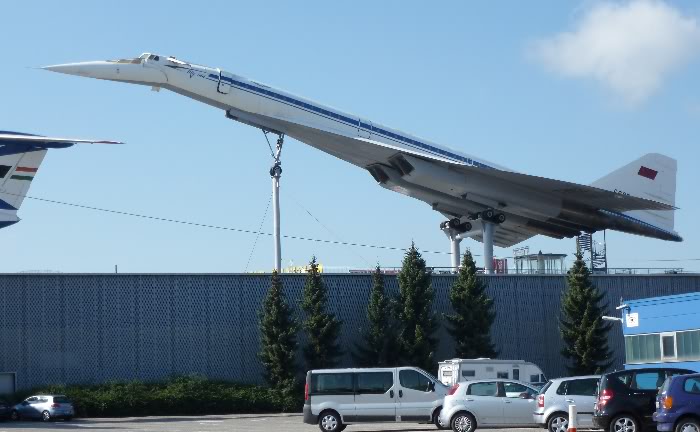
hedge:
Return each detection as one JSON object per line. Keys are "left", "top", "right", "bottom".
{"left": 11, "top": 376, "right": 302, "bottom": 418}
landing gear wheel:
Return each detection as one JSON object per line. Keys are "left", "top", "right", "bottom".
{"left": 451, "top": 412, "right": 476, "bottom": 432}
{"left": 548, "top": 413, "right": 568, "bottom": 432}
{"left": 449, "top": 218, "right": 461, "bottom": 229}
{"left": 484, "top": 209, "right": 495, "bottom": 219}
{"left": 319, "top": 411, "right": 343, "bottom": 432}
{"left": 269, "top": 163, "right": 282, "bottom": 177}
{"left": 496, "top": 213, "right": 506, "bottom": 223}
{"left": 610, "top": 415, "right": 639, "bottom": 432}
{"left": 434, "top": 408, "right": 449, "bottom": 430}
{"left": 461, "top": 222, "right": 472, "bottom": 232}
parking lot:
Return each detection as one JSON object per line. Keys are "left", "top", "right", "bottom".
{"left": 0, "top": 414, "right": 544, "bottom": 432}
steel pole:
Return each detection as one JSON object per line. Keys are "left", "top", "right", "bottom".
{"left": 272, "top": 173, "right": 281, "bottom": 272}
{"left": 482, "top": 220, "right": 495, "bottom": 274}
{"left": 451, "top": 235, "right": 461, "bottom": 271}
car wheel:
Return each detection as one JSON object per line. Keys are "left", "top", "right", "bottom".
{"left": 451, "top": 411, "right": 476, "bottom": 432}
{"left": 42, "top": 410, "right": 51, "bottom": 422}
{"left": 548, "top": 413, "right": 568, "bottom": 432}
{"left": 318, "top": 410, "right": 342, "bottom": 432}
{"left": 676, "top": 418, "right": 700, "bottom": 432}
{"left": 610, "top": 415, "right": 639, "bottom": 432}
{"left": 10, "top": 410, "right": 19, "bottom": 421}
{"left": 434, "top": 408, "right": 449, "bottom": 430}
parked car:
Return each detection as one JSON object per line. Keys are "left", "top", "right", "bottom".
{"left": 303, "top": 367, "right": 449, "bottom": 432}
{"left": 593, "top": 368, "right": 695, "bottom": 432}
{"left": 11, "top": 395, "right": 75, "bottom": 421}
{"left": 534, "top": 375, "right": 601, "bottom": 432}
{"left": 438, "top": 359, "right": 547, "bottom": 387}
{"left": 653, "top": 373, "right": 700, "bottom": 432}
{"left": 438, "top": 378, "right": 540, "bottom": 432}
{"left": 0, "top": 398, "right": 11, "bottom": 419}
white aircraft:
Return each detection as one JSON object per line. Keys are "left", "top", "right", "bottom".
{"left": 43, "top": 53, "right": 680, "bottom": 271}
{"left": 0, "top": 131, "right": 120, "bottom": 230}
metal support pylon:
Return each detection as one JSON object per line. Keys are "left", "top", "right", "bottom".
{"left": 482, "top": 219, "right": 495, "bottom": 274}
{"left": 441, "top": 226, "right": 463, "bottom": 272}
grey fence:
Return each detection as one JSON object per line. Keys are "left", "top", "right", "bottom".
{"left": 0, "top": 273, "right": 698, "bottom": 391}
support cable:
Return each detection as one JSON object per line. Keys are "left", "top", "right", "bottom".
{"left": 243, "top": 193, "right": 272, "bottom": 273}
{"left": 6, "top": 192, "right": 453, "bottom": 255}
{"left": 289, "top": 196, "right": 372, "bottom": 266}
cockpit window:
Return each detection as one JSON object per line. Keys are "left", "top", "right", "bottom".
{"left": 108, "top": 57, "right": 143, "bottom": 64}
{"left": 107, "top": 53, "right": 160, "bottom": 64}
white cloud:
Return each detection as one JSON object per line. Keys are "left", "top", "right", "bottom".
{"left": 532, "top": 0, "right": 700, "bottom": 105}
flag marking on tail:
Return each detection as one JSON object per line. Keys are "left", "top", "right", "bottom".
{"left": 9, "top": 166, "right": 37, "bottom": 182}
{"left": 638, "top": 166, "right": 658, "bottom": 180}
{"left": 15, "top": 166, "right": 38, "bottom": 173}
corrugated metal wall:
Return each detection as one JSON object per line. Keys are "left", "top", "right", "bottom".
{"left": 0, "top": 274, "right": 698, "bottom": 390}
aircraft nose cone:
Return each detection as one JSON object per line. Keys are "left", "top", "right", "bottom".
{"left": 42, "top": 62, "right": 101, "bottom": 77}
{"left": 42, "top": 60, "right": 167, "bottom": 85}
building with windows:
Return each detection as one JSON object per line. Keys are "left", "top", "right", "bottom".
{"left": 623, "top": 292, "right": 700, "bottom": 371}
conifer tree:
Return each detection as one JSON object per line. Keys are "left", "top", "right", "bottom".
{"left": 560, "top": 252, "right": 613, "bottom": 375}
{"left": 445, "top": 250, "right": 497, "bottom": 358}
{"left": 353, "top": 266, "right": 398, "bottom": 366}
{"left": 258, "top": 270, "right": 299, "bottom": 394}
{"left": 395, "top": 243, "right": 438, "bottom": 371}
{"left": 301, "top": 256, "right": 343, "bottom": 370}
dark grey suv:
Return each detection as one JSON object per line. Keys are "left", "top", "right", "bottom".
{"left": 592, "top": 368, "right": 695, "bottom": 432}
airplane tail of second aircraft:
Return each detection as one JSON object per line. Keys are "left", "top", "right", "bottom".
{"left": 0, "top": 149, "right": 49, "bottom": 227}
{"left": 591, "top": 153, "right": 678, "bottom": 233}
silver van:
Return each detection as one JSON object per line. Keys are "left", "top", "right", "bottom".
{"left": 303, "top": 367, "right": 449, "bottom": 431}
{"left": 533, "top": 375, "right": 600, "bottom": 432}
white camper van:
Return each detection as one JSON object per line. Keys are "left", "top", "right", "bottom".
{"left": 437, "top": 359, "right": 546, "bottom": 387}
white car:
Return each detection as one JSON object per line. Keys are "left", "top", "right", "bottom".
{"left": 532, "top": 375, "right": 600, "bottom": 432}
{"left": 439, "top": 379, "right": 539, "bottom": 432}
{"left": 11, "top": 395, "right": 74, "bottom": 421}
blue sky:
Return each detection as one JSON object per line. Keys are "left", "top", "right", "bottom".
{"left": 1, "top": 0, "right": 699, "bottom": 273}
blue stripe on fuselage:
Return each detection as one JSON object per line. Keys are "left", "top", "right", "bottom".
{"left": 205, "top": 72, "right": 489, "bottom": 168}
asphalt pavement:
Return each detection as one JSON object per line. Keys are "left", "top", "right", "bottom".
{"left": 0, "top": 414, "right": 545, "bottom": 432}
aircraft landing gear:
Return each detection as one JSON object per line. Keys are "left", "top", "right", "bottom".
{"left": 440, "top": 218, "right": 472, "bottom": 234}
{"left": 476, "top": 209, "right": 506, "bottom": 224}
{"left": 440, "top": 210, "right": 505, "bottom": 274}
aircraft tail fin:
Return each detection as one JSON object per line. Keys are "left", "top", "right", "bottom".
{"left": 591, "top": 153, "right": 677, "bottom": 232}
{"left": 0, "top": 148, "right": 49, "bottom": 221}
